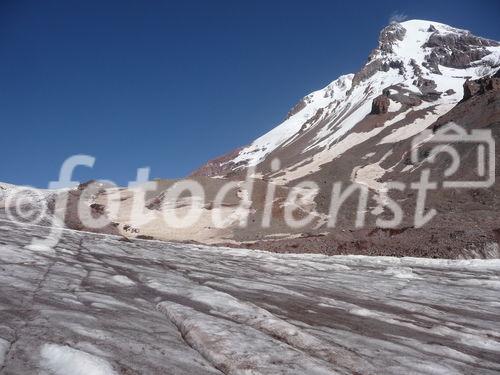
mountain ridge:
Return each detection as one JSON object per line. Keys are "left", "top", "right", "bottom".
{"left": 192, "top": 19, "right": 500, "bottom": 183}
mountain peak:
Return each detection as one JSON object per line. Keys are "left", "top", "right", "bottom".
{"left": 193, "top": 20, "right": 500, "bottom": 181}
{"left": 374, "top": 19, "right": 499, "bottom": 71}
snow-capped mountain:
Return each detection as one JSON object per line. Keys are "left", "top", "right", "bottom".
{"left": 187, "top": 19, "right": 500, "bottom": 256}
{"left": 194, "top": 20, "right": 500, "bottom": 184}
{"left": 2, "top": 20, "right": 499, "bottom": 258}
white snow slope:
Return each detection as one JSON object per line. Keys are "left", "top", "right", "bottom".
{"left": 224, "top": 20, "right": 500, "bottom": 183}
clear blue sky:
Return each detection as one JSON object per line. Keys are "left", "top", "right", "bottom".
{"left": 1, "top": 0, "right": 499, "bottom": 187}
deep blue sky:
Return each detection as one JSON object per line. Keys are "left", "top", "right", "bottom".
{"left": 1, "top": 0, "right": 499, "bottom": 187}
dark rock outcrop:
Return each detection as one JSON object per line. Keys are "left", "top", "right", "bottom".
{"left": 371, "top": 94, "right": 390, "bottom": 114}
{"left": 375, "top": 22, "right": 406, "bottom": 55}
{"left": 463, "top": 73, "right": 500, "bottom": 101}
{"left": 382, "top": 60, "right": 405, "bottom": 75}
{"left": 463, "top": 80, "right": 482, "bottom": 100}
{"left": 423, "top": 28, "right": 499, "bottom": 69}
{"left": 351, "top": 24, "right": 407, "bottom": 90}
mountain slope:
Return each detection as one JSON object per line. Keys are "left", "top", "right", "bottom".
{"left": 189, "top": 19, "right": 500, "bottom": 256}
{"left": 193, "top": 20, "right": 500, "bottom": 184}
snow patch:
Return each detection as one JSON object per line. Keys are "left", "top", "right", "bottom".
{"left": 0, "top": 338, "right": 9, "bottom": 367}
{"left": 353, "top": 164, "right": 387, "bottom": 191}
{"left": 111, "top": 275, "right": 135, "bottom": 286}
{"left": 383, "top": 267, "right": 421, "bottom": 279}
{"left": 40, "top": 344, "right": 117, "bottom": 375}
{"left": 388, "top": 100, "right": 402, "bottom": 112}
{"left": 353, "top": 150, "right": 393, "bottom": 191}
{"left": 349, "top": 308, "right": 373, "bottom": 317}
{"left": 24, "top": 244, "right": 54, "bottom": 252}
{"left": 378, "top": 103, "right": 454, "bottom": 144}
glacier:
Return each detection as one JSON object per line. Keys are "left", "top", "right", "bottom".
{"left": 0, "top": 215, "right": 499, "bottom": 374}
